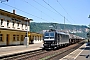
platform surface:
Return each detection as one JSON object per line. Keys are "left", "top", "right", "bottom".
{"left": 60, "top": 42, "right": 90, "bottom": 60}
{"left": 0, "top": 43, "right": 43, "bottom": 58}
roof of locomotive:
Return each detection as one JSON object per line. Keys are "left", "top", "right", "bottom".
{"left": 56, "top": 31, "right": 69, "bottom": 35}
{"left": 45, "top": 29, "right": 69, "bottom": 35}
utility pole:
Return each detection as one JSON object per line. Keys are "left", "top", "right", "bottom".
{"left": 24, "top": 18, "right": 33, "bottom": 48}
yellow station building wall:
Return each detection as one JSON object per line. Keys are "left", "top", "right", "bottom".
{"left": 0, "top": 29, "right": 43, "bottom": 46}
{"left": 0, "top": 29, "right": 26, "bottom": 45}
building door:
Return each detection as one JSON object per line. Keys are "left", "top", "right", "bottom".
{"left": 6, "top": 34, "right": 9, "bottom": 45}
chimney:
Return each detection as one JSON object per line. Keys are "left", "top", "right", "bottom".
{"left": 13, "top": 9, "right": 15, "bottom": 14}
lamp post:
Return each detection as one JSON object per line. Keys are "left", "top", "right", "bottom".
{"left": 24, "top": 18, "right": 33, "bottom": 47}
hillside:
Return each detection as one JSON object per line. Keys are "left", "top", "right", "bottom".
{"left": 30, "top": 22, "right": 88, "bottom": 38}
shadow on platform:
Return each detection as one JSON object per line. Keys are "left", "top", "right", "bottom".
{"left": 80, "top": 47, "right": 90, "bottom": 50}
{"left": 80, "top": 42, "right": 90, "bottom": 50}
{"left": 80, "top": 54, "right": 87, "bottom": 57}
{"left": 86, "top": 42, "right": 90, "bottom": 46}
{"left": 80, "top": 54, "right": 90, "bottom": 58}
{"left": 0, "top": 43, "right": 34, "bottom": 47}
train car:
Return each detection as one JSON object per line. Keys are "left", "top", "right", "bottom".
{"left": 43, "top": 29, "right": 69, "bottom": 49}
{"left": 69, "top": 34, "right": 84, "bottom": 44}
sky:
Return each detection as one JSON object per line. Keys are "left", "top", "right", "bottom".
{"left": 0, "top": 0, "right": 90, "bottom": 26}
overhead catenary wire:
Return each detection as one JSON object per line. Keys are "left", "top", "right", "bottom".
{"left": 23, "top": 0, "right": 55, "bottom": 21}
{"left": 33, "top": 0, "right": 71, "bottom": 24}
{"left": 1, "top": 2, "right": 47, "bottom": 21}
{"left": 57, "top": 0, "right": 69, "bottom": 15}
{"left": 43, "top": 0, "right": 63, "bottom": 17}
{"left": 33, "top": 0, "right": 57, "bottom": 15}
{"left": 43, "top": 0, "right": 72, "bottom": 24}
{"left": 1, "top": 0, "right": 72, "bottom": 24}
{"left": 57, "top": 0, "right": 75, "bottom": 23}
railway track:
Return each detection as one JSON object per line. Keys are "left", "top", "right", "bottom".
{"left": 45, "top": 41, "right": 84, "bottom": 60}
{"left": 0, "top": 41, "right": 85, "bottom": 60}
{"left": 0, "top": 49, "right": 47, "bottom": 60}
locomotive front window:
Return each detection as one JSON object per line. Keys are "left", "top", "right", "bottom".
{"left": 44, "top": 33, "right": 49, "bottom": 36}
{"left": 50, "top": 32, "right": 54, "bottom": 37}
{"left": 49, "top": 32, "right": 54, "bottom": 39}
{"left": 44, "top": 32, "right": 55, "bottom": 39}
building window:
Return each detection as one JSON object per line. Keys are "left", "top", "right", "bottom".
{"left": 12, "top": 22, "right": 15, "bottom": 27}
{"left": 17, "top": 35, "right": 19, "bottom": 41}
{"left": 35, "top": 36, "right": 36, "bottom": 40}
{"left": 17, "top": 23, "right": 19, "bottom": 27}
{"left": 21, "top": 35, "right": 23, "bottom": 41}
{"left": 22, "top": 24, "right": 23, "bottom": 28}
{"left": 38, "top": 36, "right": 39, "bottom": 41}
{"left": 1, "top": 19, "right": 3, "bottom": 25}
{"left": 40, "top": 36, "right": 41, "bottom": 40}
{"left": 25, "top": 25, "right": 27, "bottom": 29}
{"left": 0, "top": 34, "right": 3, "bottom": 41}
{"left": 13, "top": 35, "right": 16, "bottom": 41}
{"left": 7, "top": 20, "right": 9, "bottom": 26}
{"left": 12, "top": 18, "right": 15, "bottom": 20}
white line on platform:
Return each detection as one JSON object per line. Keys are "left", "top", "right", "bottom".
{"left": 74, "top": 46, "right": 85, "bottom": 60}
{"left": 60, "top": 43, "right": 86, "bottom": 60}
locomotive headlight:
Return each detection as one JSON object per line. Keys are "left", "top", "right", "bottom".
{"left": 44, "top": 42, "right": 46, "bottom": 43}
{"left": 51, "top": 43, "right": 55, "bottom": 46}
{"left": 52, "top": 41, "right": 54, "bottom": 43}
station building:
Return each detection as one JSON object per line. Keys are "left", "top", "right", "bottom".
{"left": 0, "top": 9, "right": 43, "bottom": 46}
{"left": 30, "top": 32, "right": 43, "bottom": 43}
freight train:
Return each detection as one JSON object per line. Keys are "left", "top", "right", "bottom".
{"left": 43, "top": 29, "right": 84, "bottom": 49}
